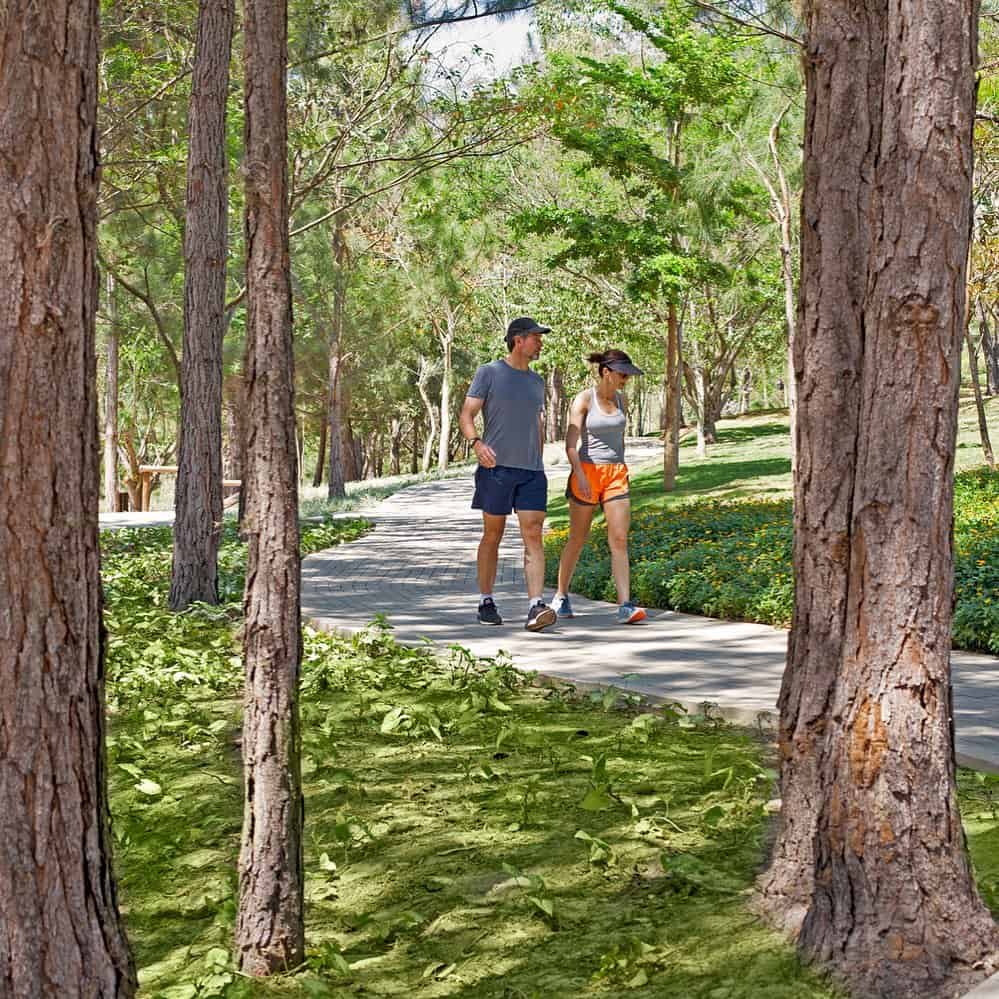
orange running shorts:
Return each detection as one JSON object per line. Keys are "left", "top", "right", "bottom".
{"left": 566, "top": 462, "right": 629, "bottom": 506}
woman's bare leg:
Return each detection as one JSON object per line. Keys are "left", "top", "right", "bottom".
{"left": 603, "top": 497, "right": 631, "bottom": 604}
{"left": 557, "top": 498, "right": 596, "bottom": 595}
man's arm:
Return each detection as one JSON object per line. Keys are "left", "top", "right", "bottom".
{"left": 460, "top": 395, "right": 496, "bottom": 468}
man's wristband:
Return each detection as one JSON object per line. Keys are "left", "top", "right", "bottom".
{"left": 468, "top": 436, "right": 481, "bottom": 447}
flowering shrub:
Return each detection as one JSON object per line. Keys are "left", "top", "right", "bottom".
{"left": 546, "top": 468, "right": 999, "bottom": 654}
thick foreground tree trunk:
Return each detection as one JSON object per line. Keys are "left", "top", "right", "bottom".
{"left": 170, "top": 0, "right": 234, "bottom": 610}
{"left": 763, "top": 0, "right": 999, "bottom": 994}
{"left": 0, "top": 2, "right": 136, "bottom": 994}
{"left": 236, "top": 0, "right": 305, "bottom": 975}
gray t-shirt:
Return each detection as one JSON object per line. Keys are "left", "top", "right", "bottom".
{"left": 467, "top": 359, "right": 545, "bottom": 471}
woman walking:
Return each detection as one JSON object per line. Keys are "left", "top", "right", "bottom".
{"left": 551, "top": 349, "right": 647, "bottom": 624}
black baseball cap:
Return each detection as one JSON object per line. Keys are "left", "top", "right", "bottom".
{"left": 605, "top": 358, "right": 644, "bottom": 376}
{"left": 505, "top": 316, "right": 551, "bottom": 346}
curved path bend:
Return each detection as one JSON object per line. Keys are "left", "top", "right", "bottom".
{"left": 300, "top": 458, "right": 999, "bottom": 773}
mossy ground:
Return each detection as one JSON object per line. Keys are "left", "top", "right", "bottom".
{"left": 101, "top": 523, "right": 999, "bottom": 999}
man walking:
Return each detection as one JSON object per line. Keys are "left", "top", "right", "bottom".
{"left": 460, "top": 317, "right": 557, "bottom": 632}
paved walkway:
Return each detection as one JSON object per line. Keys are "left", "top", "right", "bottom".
{"left": 301, "top": 460, "right": 999, "bottom": 773}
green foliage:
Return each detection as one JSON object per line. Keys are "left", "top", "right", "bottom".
{"left": 546, "top": 467, "right": 999, "bottom": 654}
{"left": 102, "top": 523, "right": 851, "bottom": 997}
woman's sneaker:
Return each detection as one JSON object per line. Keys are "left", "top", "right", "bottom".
{"left": 551, "top": 593, "right": 574, "bottom": 618}
{"left": 525, "top": 602, "right": 557, "bottom": 632}
{"left": 477, "top": 598, "right": 503, "bottom": 625}
{"left": 617, "top": 603, "right": 647, "bottom": 624}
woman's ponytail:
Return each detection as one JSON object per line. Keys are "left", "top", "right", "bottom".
{"left": 588, "top": 348, "right": 634, "bottom": 377}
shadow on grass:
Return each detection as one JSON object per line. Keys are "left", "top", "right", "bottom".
{"left": 629, "top": 456, "right": 791, "bottom": 510}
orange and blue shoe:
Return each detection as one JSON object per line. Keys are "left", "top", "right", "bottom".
{"left": 617, "top": 603, "right": 647, "bottom": 625}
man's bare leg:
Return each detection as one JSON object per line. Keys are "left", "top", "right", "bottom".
{"left": 516, "top": 509, "right": 548, "bottom": 602}
{"left": 478, "top": 513, "right": 506, "bottom": 594}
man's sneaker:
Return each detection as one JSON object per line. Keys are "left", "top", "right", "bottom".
{"left": 617, "top": 603, "right": 647, "bottom": 625}
{"left": 525, "top": 602, "right": 557, "bottom": 632}
{"left": 551, "top": 593, "right": 575, "bottom": 619}
{"left": 477, "top": 598, "right": 503, "bottom": 626}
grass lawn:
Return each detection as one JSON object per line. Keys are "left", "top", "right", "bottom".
{"left": 100, "top": 521, "right": 999, "bottom": 999}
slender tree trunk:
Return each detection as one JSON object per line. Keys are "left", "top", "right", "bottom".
{"left": 411, "top": 421, "right": 419, "bottom": 474}
{"left": 170, "top": 0, "right": 234, "bottom": 610}
{"left": 223, "top": 373, "right": 247, "bottom": 521}
{"left": 764, "top": 0, "right": 999, "bottom": 993}
{"left": 0, "top": 1, "right": 137, "bottom": 993}
{"left": 980, "top": 299, "right": 999, "bottom": 395}
{"left": 739, "top": 367, "right": 751, "bottom": 415}
{"left": 417, "top": 357, "right": 438, "bottom": 473}
{"left": 772, "top": 107, "right": 799, "bottom": 474}
{"left": 390, "top": 418, "right": 402, "bottom": 475}
{"left": 326, "top": 212, "right": 348, "bottom": 499}
{"left": 546, "top": 367, "right": 564, "bottom": 442}
{"left": 437, "top": 314, "right": 454, "bottom": 472}
{"left": 236, "top": 0, "right": 304, "bottom": 975}
{"left": 312, "top": 407, "right": 327, "bottom": 487}
{"left": 326, "top": 357, "right": 346, "bottom": 498}
{"left": 662, "top": 302, "right": 681, "bottom": 489}
{"left": 104, "top": 271, "right": 120, "bottom": 512}
{"left": 967, "top": 299, "right": 996, "bottom": 468}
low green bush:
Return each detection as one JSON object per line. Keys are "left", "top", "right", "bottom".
{"left": 546, "top": 467, "right": 999, "bottom": 654}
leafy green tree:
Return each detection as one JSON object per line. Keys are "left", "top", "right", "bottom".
{"left": 518, "top": 0, "right": 752, "bottom": 486}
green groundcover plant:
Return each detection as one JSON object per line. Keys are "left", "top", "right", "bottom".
{"left": 98, "top": 518, "right": 998, "bottom": 998}
{"left": 545, "top": 467, "right": 999, "bottom": 655}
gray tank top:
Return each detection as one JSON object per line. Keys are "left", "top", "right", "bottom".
{"left": 579, "top": 388, "right": 626, "bottom": 465}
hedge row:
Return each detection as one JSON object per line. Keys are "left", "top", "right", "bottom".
{"left": 545, "top": 467, "right": 999, "bottom": 655}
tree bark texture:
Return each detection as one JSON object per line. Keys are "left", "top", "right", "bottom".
{"left": 236, "top": 0, "right": 305, "bottom": 975}
{"left": 104, "top": 271, "right": 120, "bottom": 512}
{"left": 170, "top": 0, "right": 234, "bottom": 610}
{"left": 765, "top": 0, "right": 999, "bottom": 993}
{"left": 0, "top": 2, "right": 137, "bottom": 995}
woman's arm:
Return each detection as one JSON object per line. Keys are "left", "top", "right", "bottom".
{"left": 565, "top": 391, "right": 592, "bottom": 501}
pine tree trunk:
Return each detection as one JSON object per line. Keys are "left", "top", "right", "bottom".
{"left": 390, "top": 418, "right": 402, "bottom": 475}
{"left": 326, "top": 213, "right": 348, "bottom": 498}
{"left": 437, "top": 316, "right": 453, "bottom": 472}
{"left": 739, "top": 367, "right": 751, "bottom": 415}
{"left": 662, "top": 303, "right": 681, "bottom": 489}
{"left": 765, "top": 0, "right": 999, "bottom": 992}
{"left": 170, "top": 0, "right": 234, "bottom": 610}
{"left": 980, "top": 299, "right": 999, "bottom": 395}
{"left": 967, "top": 305, "right": 996, "bottom": 468}
{"left": 312, "top": 406, "right": 327, "bottom": 487}
{"left": 546, "top": 366, "right": 564, "bottom": 442}
{"left": 326, "top": 357, "right": 346, "bottom": 499}
{"left": 417, "top": 357, "right": 438, "bottom": 473}
{"left": 0, "top": 2, "right": 136, "bottom": 993}
{"left": 236, "top": 0, "right": 305, "bottom": 975}
{"left": 104, "top": 271, "right": 121, "bottom": 512}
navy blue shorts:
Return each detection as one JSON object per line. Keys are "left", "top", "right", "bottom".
{"left": 472, "top": 465, "right": 548, "bottom": 516}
